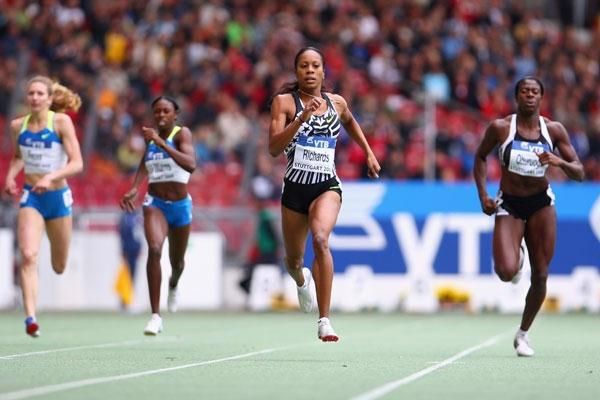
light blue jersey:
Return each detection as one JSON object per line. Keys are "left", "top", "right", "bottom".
{"left": 18, "top": 111, "right": 67, "bottom": 175}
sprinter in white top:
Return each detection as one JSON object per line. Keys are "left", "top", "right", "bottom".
{"left": 3, "top": 76, "right": 83, "bottom": 338}
{"left": 120, "top": 96, "right": 196, "bottom": 336}
{"left": 474, "top": 77, "right": 584, "bottom": 357}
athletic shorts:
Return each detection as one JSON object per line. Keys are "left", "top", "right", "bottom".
{"left": 143, "top": 194, "right": 192, "bottom": 227}
{"left": 281, "top": 176, "right": 342, "bottom": 215}
{"left": 20, "top": 185, "right": 73, "bottom": 220}
{"left": 496, "top": 186, "right": 555, "bottom": 220}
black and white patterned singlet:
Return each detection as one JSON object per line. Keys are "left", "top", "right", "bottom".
{"left": 284, "top": 91, "right": 341, "bottom": 184}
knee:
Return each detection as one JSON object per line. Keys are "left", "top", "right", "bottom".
{"left": 495, "top": 266, "right": 513, "bottom": 282}
{"left": 284, "top": 255, "right": 303, "bottom": 271}
{"left": 52, "top": 262, "right": 67, "bottom": 275}
{"left": 147, "top": 244, "right": 163, "bottom": 260}
{"left": 311, "top": 232, "right": 330, "bottom": 253}
{"left": 530, "top": 270, "right": 548, "bottom": 286}
{"left": 19, "top": 248, "right": 39, "bottom": 268}
{"left": 171, "top": 258, "right": 185, "bottom": 271}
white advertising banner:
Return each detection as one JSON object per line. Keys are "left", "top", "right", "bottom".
{"left": 0, "top": 230, "right": 223, "bottom": 311}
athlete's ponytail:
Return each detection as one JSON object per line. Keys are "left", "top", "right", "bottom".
{"left": 51, "top": 82, "right": 82, "bottom": 113}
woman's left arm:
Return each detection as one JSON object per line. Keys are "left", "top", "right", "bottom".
{"left": 334, "top": 94, "right": 381, "bottom": 178}
{"left": 46, "top": 113, "right": 84, "bottom": 182}
{"left": 539, "top": 121, "right": 584, "bottom": 182}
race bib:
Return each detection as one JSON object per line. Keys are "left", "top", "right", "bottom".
{"left": 143, "top": 194, "right": 153, "bottom": 206}
{"left": 293, "top": 136, "right": 336, "bottom": 174}
{"left": 508, "top": 140, "right": 551, "bottom": 177}
{"left": 20, "top": 189, "right": 29, "bottom": 205}
{"left": 62, "top": 188, "right": 73, "bottom": 207}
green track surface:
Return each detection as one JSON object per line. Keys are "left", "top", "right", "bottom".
{"left": 0, "top": 312, "right": 598, "bottom": 400}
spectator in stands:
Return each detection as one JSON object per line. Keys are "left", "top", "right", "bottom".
{"left": 119, "top": 95, "right": 196, "bottom": 335}
{"left": 2, "top": 76, "right": 83, "bottom": 337}
{"left": 474, "top": 77, "right": 584, "bottom": 357}
{"left": 239, "top": 154, "right": 281, "bottom": 296}
{"left": 114, "top": 209, "right": 142, "bottom": 311}
{"left": 268, "top": 46, "right": 380, "bottom": 342}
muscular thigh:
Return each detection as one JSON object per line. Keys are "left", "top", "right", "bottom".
{"left": 524, "top": 206, "right": 556, "bottom": 269}
{"left": 281, "top": 205, "right": 309, "bottom": 259}
{"left": 17, "top": 208, "right": 45, "bottom": 253}
{"left": 308, "top": 191, "right": 341, "bottom": 236}
{"left": 45, "top": 216, "right": 73, "bottom": 253}
{"left": 493, "top": 215, "right": 525, "bottom": 264}
{"left": 143, "top": 206, "right": 169, "bottom": 247}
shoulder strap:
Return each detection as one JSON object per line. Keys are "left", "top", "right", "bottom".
{"left": 167, "top": 125, "right": 182, "bottom": 141}
{"left": 539, "top": 116, "right": 553, "bottom": 151}
{"left": 47, "top": 110, "right": 55, "bottom": 132}
{"left": 509, "top": 114, "right": 517, "bottom": 138}
{"left": 321, "top": 92, "right": 334, "bottom": 109}
{"left": 498, "top": 114, "right": 516, "bottom": 165}
{"left": 20, "top": 114, "right": 31, "bottom": 133}
{"left": 292, "top": 91, "right": 303, "bottom": 115}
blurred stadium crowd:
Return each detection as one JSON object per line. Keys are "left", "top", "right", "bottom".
{"left": 1, "top": 0, "right": 600, "bottom": 208}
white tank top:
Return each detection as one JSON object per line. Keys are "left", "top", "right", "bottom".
{"left": 498, "top": 114, "right": 553, "bottom": 178}
{"left": 145, "top": 126, "right": 191, "bottom": 184}
{"left": 18, "top": 111, "right": 68, "bottom": 175}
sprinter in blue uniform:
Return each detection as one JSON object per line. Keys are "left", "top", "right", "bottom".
{"left": 120, "top": 96, "right": 196, "bottom": 335}
{"left": 269, "top": 47, "right": 381, "bottom": 342}
{"left": 3, "top": 76, "right": 83, "bottom": 337}
{"left": 474, "top": 77, "right": 584, "bottom": 356}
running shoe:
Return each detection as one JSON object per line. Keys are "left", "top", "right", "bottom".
{"left": 511, "top": 244, "right": 526, "bottom": 284}
{"left": 513, "top": 330, "right": 534, "bottom": 357}
{"left": 296, "top": 267, "right": 315, "bottom": 313}
{"left": 317, "top": 317, "right": 339, "bottom": 342}
{"left": 167, "top": 286, "right": 178, "bottom": 313}
{"left": 25, "top": 316, "right": 40, "bottom": 338}
{"left": 144, "top": 314, "right": 163, "bottom": 336}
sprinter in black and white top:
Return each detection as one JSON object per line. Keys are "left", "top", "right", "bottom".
{"left": 269, "top": 47, "right": 380, "bottom": 342}
{"left": 474, "top": 77, "right": 584, "bottom": 357}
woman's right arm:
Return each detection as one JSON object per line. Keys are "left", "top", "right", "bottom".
{"left": 474, "top": 120, "right": 502, "bottom": 215}
{"left": 3, "top": 119, "right": 25, "bottom": 196}
{"left": 268, "top": 94, "right": 307, "bottom": 157}
{"left": 119, "top": 150, "right": 148, "bottom": 212}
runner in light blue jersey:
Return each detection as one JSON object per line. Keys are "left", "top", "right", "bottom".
{"left": 3, "top": 76, "right": 83, "bottom": 337}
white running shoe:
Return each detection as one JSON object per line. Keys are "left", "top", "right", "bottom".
{"left": 511, "top": 244, "right": 526, "bottom": 284}
{"left": 144, "top": 314, "right": 163, "bottom": 336}
{"left": 513, "top": 331, "right": 534, "bottom": 357}
{"left": 296, "top": 267, "right": 315, "bottom": 313}
{"left": 167, "top": 286, "right": 178, "bottom": 313}
{"left": 317, "top": 317, "right": 339, "bottom": 342}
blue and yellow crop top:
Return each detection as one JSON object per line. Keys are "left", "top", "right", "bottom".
{"left": 144, "top": 126, "right": 191, "bottom": 184}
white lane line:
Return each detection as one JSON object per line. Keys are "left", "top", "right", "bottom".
{"left": 0, "top": 348, "right": 277, "bottom": 400}
{"left": 349, "top": 332, "right": 505, "bottom": 400}
{"left": 0, "top": 337, "right": 179, "bottom": 360}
